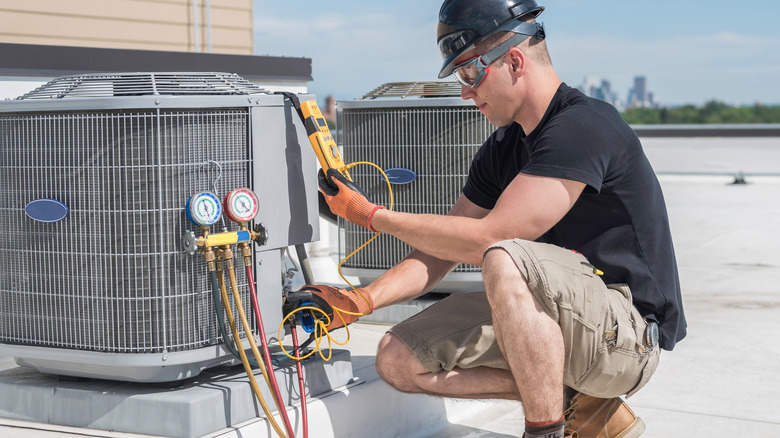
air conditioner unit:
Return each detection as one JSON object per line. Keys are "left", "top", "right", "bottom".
{"left": 338, "top": 82, "right": 498, "bottom": 292}
{"left": 0, "top": 73, "right": 320, "bottom": 382}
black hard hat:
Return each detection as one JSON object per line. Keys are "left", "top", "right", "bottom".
{"left": 437, "top": 0, "right": 545, "bottom": 79}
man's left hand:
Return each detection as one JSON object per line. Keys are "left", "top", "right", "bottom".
{"left": 319, "top": 168, "right": 385, "bottom": 231}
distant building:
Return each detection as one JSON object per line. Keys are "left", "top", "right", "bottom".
{"left": 578, "top": 75, "right": 658, "bottom": 110}
{"left": 627, "top": 76, "right": 656, "bottom": 108}
{"left": 577, "top": 76, "right": 622, "bottom": 109}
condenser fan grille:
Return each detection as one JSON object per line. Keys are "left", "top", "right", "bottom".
{"left": 360, "top": 81, "right": 461, "bottom": 99}
{"left": 0, "top": 109, "right": 255, "bottom": 353}
{"left": 17, "top": 72, "right": 266, "bottom": 100}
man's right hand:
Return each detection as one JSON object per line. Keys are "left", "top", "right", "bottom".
{"left": 283, "top": 284, "right": 374, "bottom": 331}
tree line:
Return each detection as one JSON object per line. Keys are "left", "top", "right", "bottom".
{"left": 620, "top": 100, "right": 780, "bottom": 124}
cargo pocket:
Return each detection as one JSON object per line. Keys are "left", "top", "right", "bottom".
{"left": 568, "top": 260, "right": 607, "bottom": 330}
{"left": 560, "top": 263, "right": 609, "bottom": 389}
{"left": 572, "top": 285, "right": 647, "bottom": 398}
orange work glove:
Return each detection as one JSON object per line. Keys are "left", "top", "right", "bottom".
{"left": 283, "top": 284, "right": 374, "bottom": 331}
{"left": 319, "top": 168, "right": 386, "bottom": 231}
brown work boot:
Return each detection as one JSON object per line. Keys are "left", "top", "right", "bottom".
{"left": 521, "top": 432, "right": 578, "bottom": 438}
{"left": 564, "top": 392, "right": 645, "bottom": 438}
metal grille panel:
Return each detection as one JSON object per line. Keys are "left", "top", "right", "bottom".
{"left": 360, "top": 81, "right": 462, "bottom": 99}
{"left": 18, "top": 72, "right": 265, "bottom": 100}
{"left": 339, "top": 104, "right": 497, "bottom": 272}
{"left": 0, "top": 109, "right": 255, "bottom": 353}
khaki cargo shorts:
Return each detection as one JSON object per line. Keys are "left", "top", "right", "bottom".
{"left": 389, "top": 239, "right": 661, "bottom": 398}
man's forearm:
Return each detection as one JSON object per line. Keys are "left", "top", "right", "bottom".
{"left": 365, "top": 249, "right": 459, "bottom": 310}
{"left": 370, "top": 209, "right": 495, "bottom": 266}
{"left": 359, "top": 193, "right": 492, "bottom": 309}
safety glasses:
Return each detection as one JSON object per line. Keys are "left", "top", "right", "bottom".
{"left": 452, "top": 28, "right": 538, "bottom": 88}
{"left": 453, "top": 55, "right": 494, "bottom": 88}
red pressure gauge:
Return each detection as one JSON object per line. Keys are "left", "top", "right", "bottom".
{"left": 223, "top": 188, "right": 259, "bottom": 223}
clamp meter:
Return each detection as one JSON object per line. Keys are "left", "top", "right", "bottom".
{"left": 299, "top": 99, "right": 351, "bottom": 184}
{"left": 185, "top": 191, "right": 222, "bottom": 227}
{"left": 224, "top": 187, "right": 260, "bottom": 224}
{"left": 274, "top": 92, "right": 352, "bottom": 185}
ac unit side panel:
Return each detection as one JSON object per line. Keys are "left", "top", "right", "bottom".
{"left": 252, "top": 249, "right": 284, "bottom": 343}
{"left": 250, "top": 101, "right": 320, "bottom": 250}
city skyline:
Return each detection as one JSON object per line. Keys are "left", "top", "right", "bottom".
{"left": 253, "top": 0, "right": 780, "bottom": 106}
{"left": 578, "top": 76, "right": 657, "bottom": 110}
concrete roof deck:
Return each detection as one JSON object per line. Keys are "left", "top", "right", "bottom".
{"left": 1, "top": 146, "right": 779, "bottom": 437}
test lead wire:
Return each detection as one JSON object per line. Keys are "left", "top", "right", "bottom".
{"left": 279, "top": 161, "right": 393, "bottom": 361}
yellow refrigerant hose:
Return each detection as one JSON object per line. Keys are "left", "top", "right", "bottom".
{"left": 228, "top": 263, "right": 289, "bottom": 399}
{"left": 217, "top": 258, "right": 289, "bottom": 438}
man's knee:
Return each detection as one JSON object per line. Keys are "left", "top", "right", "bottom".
{"left": 482, "top": 245, "right": 515, "bottom": 276}
{"left": 482, "top": 244, "right": 528, "bottom": 295}
{"left": 376, "top": 332, "right": 423, "bottom": 393}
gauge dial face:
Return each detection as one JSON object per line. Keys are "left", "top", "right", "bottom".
{"left": 224, "top": 188, "right": 259, "bottom": 223}
{"left": 186, "top": 191, "right": 222, "bottom": 226}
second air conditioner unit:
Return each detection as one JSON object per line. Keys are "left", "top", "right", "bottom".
{"left": 337, "top": 82, "right": 498, "bottom": 292}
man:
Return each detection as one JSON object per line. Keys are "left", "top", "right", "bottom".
{"left": 290, "top": 1, "right": 686, "bottom": 437}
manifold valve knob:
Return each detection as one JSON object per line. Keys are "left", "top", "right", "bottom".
{"left": 182, "top": 231, "right": 198, "bottom": 255}
{"left": 253, "top": 223, "right": 269, "bottom": 246}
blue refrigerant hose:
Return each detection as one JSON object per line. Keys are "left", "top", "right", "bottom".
{"left": 209, "top": 270, "right": 258, "bottom": 366}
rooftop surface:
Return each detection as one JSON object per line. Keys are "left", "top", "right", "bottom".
{"left": 1, "top": 141, "right": 779, "bottom": 437}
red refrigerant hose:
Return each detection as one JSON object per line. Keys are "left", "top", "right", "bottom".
{"left": 247, "top": 264, "right": 309, "bottom": 438}
{"left": 245, "top": 265, "right": 297, "bottom": 438}
{"left": 290, "top": 322, "right": 309, "bottom": 438}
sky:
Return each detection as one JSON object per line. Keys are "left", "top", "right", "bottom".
{"left": 253, "top": 0, "right": 780, "bottom": 107}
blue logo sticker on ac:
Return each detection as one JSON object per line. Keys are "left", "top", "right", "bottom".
{"left": 25, "top": 198, "right": 69, "bottom": 223}
{"left": 383, "top": 167, "right": 417, "bottom": 185}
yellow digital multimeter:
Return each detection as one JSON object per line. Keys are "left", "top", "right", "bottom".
{"left": 299, "top": 100, "right": 351, "bottom": 182}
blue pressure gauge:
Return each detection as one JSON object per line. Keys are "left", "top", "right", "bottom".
{"left": 185, "top": 191, "right": 222, "bottom": 226}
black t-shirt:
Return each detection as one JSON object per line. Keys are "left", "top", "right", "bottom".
{"left": 463, "top": 83, "right": 686, "bottom": 350}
